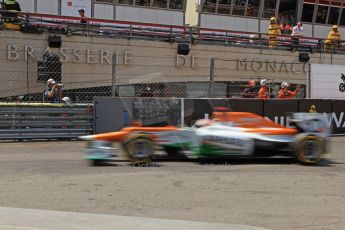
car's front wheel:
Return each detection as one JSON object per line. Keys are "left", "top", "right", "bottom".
{"left": 122, "top": 133, "right": 155, "bottom": 164}
{"left": 294, "top": 135, "right": 325, "bottom": 164}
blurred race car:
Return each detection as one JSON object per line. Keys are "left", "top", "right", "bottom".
{"left": 80, "top": 111, "right": 330, "bottom": 165}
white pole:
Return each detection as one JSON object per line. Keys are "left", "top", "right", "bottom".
{"left": 180, "top": 98, "right": 184, "bottom": 128}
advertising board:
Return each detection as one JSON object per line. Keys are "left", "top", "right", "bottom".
{"left": 310, "top": 64, "right": 345, "bottom": 99}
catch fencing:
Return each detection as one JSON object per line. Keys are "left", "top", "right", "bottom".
{"left": 0, "top": 46, "right": 308, "bottom": 103}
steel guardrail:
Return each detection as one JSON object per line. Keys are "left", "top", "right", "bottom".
{"left": 0, "top": 103, "right": 93, "bottom": 140}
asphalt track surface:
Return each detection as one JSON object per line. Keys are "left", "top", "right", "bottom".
{"left": 0, "top": 137, "right": 344, "bottom": 230}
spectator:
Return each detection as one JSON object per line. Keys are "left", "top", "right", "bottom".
{"left": 268, "top": 17, "right": 281, "bottom": 48}
{"left": 277, "top": 13, "right": 285, "bottom": 24}
{"left": 246, "top": 3, "right": 254, "bottom": 16}
{"left": 140, "top": 86, "right": 153, "bottom": 97}
{"left": 242, "top": 80, "right": 257, "bottom": 98}
{"left": 291, "top": 22, "right": 303, "bottom": 51}
{"left": 280, "top": 22, "right": 292, "bottom": 35}
{"left": 62, "top": 97, "right": 72, "bottom": 105}
{"left": 324, "top": 25, "right": 342, "bottom": 52}
{"left": 316, "top": 8, "right": 327, "bottom": 24}
{"left": 78, "top": 9, "right": 87, "bottom": 24}
{"left": 278, "top": 82, "right": 299, "bottom": 99}
{"left": 2, "top": 0, "right": 21, "bottom": 23}
{"left": 44, "top": 79, "right": 63, "bottom": 103}
{"left": 258, "top": 79, "right": 269, "bottom": 99}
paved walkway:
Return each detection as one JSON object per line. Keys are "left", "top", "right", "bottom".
{"left": 0, "top": 207, "right": 268, "bottom": 230}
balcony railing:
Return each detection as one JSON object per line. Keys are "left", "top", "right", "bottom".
{"left": 1, "top": 10, "right": 345, "bottom": 54}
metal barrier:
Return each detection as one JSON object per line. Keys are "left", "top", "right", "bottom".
{"left": 0, "top": 103, "right": 93, "bottom": 140}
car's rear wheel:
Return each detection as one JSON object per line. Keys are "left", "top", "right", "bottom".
{"left": 122, "top": 133, "right": 155, "bottom": 164}
{"left": 295, "top": 135, "right": 325, "bottom": 164}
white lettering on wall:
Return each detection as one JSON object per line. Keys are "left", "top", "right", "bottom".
{"left": 237, "top": 58, "right": 306, "bottom": 73}
{"left": 7, "top": 44, "right": 19, "bottom": 60}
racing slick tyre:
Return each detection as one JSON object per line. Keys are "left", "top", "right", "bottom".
{"left": 122, "top": 133, "right": 155, "bottom": 164}
{"left": 294, "top": 134, "right": 325, "bottom": 165}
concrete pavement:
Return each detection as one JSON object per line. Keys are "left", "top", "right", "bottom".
{"left": 0, "top": 207, "right": 268, "bottom": 230}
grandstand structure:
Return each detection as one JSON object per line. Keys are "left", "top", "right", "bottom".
{"left": 200, "top": 0, "right": 345, "bottom": 38}
{"left": 0, "top": 0, "right": 345, "bottom": 102}
{"left": 17, "top": 0, "right": 186, "bottom": 25}
{"left": 16, "top": 0, "right": 345, "bottom": 37}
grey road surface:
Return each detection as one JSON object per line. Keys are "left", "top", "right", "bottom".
{"left": 0, "top": 138, "right": 344, "bottom": 230}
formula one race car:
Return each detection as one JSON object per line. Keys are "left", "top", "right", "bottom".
{"left": 80, "top": 111, "right": 330, "bottom": 165}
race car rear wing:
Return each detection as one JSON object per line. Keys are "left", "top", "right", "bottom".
{"left": 290, "top": 113, "right": 331, "bottom": 137}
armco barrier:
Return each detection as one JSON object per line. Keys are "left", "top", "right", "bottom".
{"left": 94, "top": 97, "right": 345, "bottom": 135}
{"left": 0, "top": 103, "right": 93, "bottom": 140}
{"left": 263, "top": 100, "right": 299, "bottom": 124}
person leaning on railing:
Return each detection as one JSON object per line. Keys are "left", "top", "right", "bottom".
{"left": 324, "top": 25, "right": 342, "bottom": 52}
{"left": 1, "top": 0, "right": 21, "bottom": 23}
{"left": 78, "top": 9, "right": 87, "bottom": 24}
{"left": 268, "top": 17, "right": 281, "bottom": 48}
{"left": 241, "top": 80, "right": 258, "bottom": 98}
{"left": 291, "top": 22, "right": 303, "bottom": 51}
{"left": 280, "top": 22, "right": 292, "bottom": 35}
{"left": 258, "top": 79, "right": 270, "bottom": 99}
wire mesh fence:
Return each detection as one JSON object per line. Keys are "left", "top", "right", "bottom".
{"left": 0, "top": 46, "right": 308, "bottom": 103}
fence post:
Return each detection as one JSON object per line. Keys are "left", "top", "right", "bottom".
{"left": 209, "top": 58, "right": 215, "bottom": 98}
{"left": 26, "top": 50, "right": 30, "bottom": 101}
{"left": 307, "top": 62, "right": 311, "bottom": 99}
{"left": 112, "top": 53, "right": 117, "bottom": 97}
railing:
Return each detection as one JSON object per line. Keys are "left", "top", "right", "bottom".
{"left": 0, "top": 103, "right": 93, "bottom": 140}
{"left": 1, "top": 10, "right": 344, "bottom": 54}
